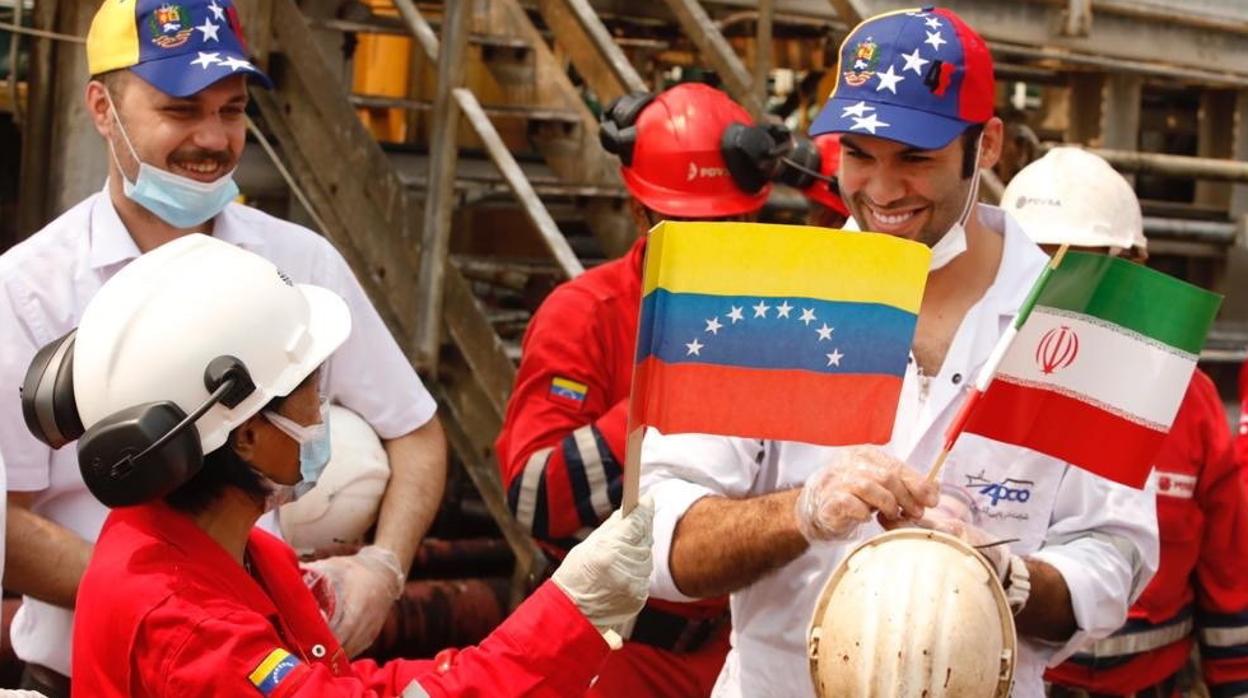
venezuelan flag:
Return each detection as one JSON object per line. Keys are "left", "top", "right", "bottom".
{"left": 631, "top": 222, "right": 930, "bottom": 446}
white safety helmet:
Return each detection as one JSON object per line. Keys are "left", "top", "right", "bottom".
{"left": 279, "top": 404, "right": 391, "bottom": 552}
{"left": 64, "top": 233, "right": 351, "bottom": 508}
{"left": 1002, "top": 146, "right": 1145, "bottom": 253}
{"left": 808, "top": 528, "right": 1016, "bottom": 698}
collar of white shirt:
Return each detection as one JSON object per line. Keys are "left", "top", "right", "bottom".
{"left": 87, "top": 183, "right": 265, "bottom": 271}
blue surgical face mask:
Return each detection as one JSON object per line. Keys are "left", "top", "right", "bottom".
{"left": 106, "top": 92, "right": 239, "bottom": 229}
{"left": 264, "top": 398, "right": 333, "bottom": 489}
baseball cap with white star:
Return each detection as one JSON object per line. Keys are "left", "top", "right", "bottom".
{"left": 87, "top": 0, "right": 273, "bottom": 98}
{"left": 810, "top": 6, "right": 994, "bottom": 150}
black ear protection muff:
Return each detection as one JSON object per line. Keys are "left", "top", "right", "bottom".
{"left": 599, "top": 91, "right": 656, "bottom": 167}
{"left": 21, "top": 330, "right": 86, "bottom": 450}
{"left": 720, "top": 122, "right": 793, "bottom": 194}
{"left": 21, "top": 334, "right": 258, "bottom": 508}
{"left": 774, "top": 137, "right": 830, "bottom": 190}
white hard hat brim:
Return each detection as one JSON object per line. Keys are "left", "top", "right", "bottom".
{"left": 275, "top": 283, "right": 352, "bottom": 397}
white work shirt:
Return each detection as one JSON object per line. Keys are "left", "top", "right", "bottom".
{"left": 0, "top": 189, "right": 438, "bottom": 675}
{"left": 640, "top": 205, "right": 1159, "bottom": 698}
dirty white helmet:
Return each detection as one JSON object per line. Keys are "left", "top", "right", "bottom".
{"left": 74, "top": 233, "right": 351, "bottom": 455}
{"left": 1002, "top": 146, "right": 1145, "bottom": 253}
{"left": 279, "top": 404, "right": 391, "bottom": 552}
{"left": 808, "top": 528, "right": 1016, "bottom": 698}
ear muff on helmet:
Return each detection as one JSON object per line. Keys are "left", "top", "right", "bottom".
{"left": 69, "top": 354, "right": 257, "bottom": 508}
{"left": 599, "top": 91, "right": 656, "bottom": 167}
{"left": 721, "top": 122, "right": 792, "bottom": 194}
{"left": 21, "top": 330, "right": 85, "bottom": 450}
{"left": 775, "top": 138, "right": 826, "bottom": 189}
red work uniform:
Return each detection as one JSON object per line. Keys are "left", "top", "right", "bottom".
{"left": 1045, "top": 370, "right": 1248, "bottom": 697}
{"left": 72, "top": 501, "right": 609, "bottom": 697}
{"left": 495, "top": 236, "right": 730, "bottom": 697}
{"left": 1236, "top": 361, "right": 1248, "bottom": 474}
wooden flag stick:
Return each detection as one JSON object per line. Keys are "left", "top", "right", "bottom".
{"left": 621, "top": 423, "right": 645, "bottom": 515}
{"left": 620, "top": 230, "right": 660, "bottom": 516}
{"left": 925, "top": 244, "right": 1070, "bottom": 484}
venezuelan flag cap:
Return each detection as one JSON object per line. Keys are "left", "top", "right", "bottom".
{"left": 86, "top": 0, "right": 273, "bottom": 97}
{"left": 810, "top": 6, "right": 994, "bottom": 150}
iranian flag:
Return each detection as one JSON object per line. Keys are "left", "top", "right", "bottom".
{"left": 953, "top": 251, "right": 1221, "bottom": 488}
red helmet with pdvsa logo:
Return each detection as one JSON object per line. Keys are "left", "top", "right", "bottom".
{"left": 601, "top": 83, "right": 772, "bottom": 218}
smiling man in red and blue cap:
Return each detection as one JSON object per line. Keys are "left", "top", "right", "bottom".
{"left": 638, "top": 6, "right": 1158, "bottom": 698}
{"left": 0, "top": 1, "right": 456, "bottom": 693}
{"left": 810, "top": 5, "right": 995, "bottom": 266}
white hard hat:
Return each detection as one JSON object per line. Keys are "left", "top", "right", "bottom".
{"left": 279, "top": 404, "right": 391, "bottom": 552}
{"left": 74, "top": 233, "right": 351, "bottom": 455}
{"left": 808, "top": 528, "right": 1016, "bottom": 698}
{"left": 1002, "top": 146, "right": 1145, "bottom": 252}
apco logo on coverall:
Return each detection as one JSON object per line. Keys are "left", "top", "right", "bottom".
{"left": 965, "top": 470, "right": 1034, "bottom": 507}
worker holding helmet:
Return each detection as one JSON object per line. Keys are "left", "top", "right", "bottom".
{"left": 638, "top": 8, "right": 1157, "bottom": 698}
{"left": 494, "top": 82, "right": 786, "bottom": 696}
{"left": 1001, "top": 147, "right": 1248, "bottom": 698}
{"left": 24, "top": 234, "right": 654, "bottom": 697}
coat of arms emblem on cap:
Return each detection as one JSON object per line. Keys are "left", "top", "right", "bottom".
{"left": 842, "top": 37, "right": 879, "bottom": 87}
{"left": 150, "top": 3, "right": 193, "bottom": 49}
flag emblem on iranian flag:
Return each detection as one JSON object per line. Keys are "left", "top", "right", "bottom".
{"left": 963, "top": 252, "right": 1221, "bottom": 488}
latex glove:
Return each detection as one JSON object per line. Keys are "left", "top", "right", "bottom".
{"left": 303, "top": 545, "right": 405, "bottom": 657}
{"left": 918, "top": 507, "right": 1010, "bottom": 579}
{"left": 552, "top": 497, "right": 654, "bottom": 644}
{"left": 795, "top": 446, "right": 939, "bottom": 543}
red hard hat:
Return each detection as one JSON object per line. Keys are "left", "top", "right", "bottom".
{"left": 620, "top": 83, "right": 770, "bottom": 218}
{"left": 804, "top": 134, "right": 848, "bottom": 216}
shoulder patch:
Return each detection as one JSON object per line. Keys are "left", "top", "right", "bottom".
{"left": 249, "top": 648, "right": 302, "bottom": 696}
{"left": 550, "top": 377, "right": 589, "bottom": 406}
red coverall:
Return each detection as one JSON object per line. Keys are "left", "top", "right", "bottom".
{"left": 72, "top": 502, "right": 609, "bottom": 697}
{"left": 1236, "top": 361, "right": 1248, "bottom": 475}
{"left": 1045, "top": 370, "right": 1248, "bottom": 696}
{"left": 495, "top": 236, "right": 730, "bottom": 697}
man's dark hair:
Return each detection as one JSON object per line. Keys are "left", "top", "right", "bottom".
{"left": 961, "top": 123, "right": 986, "bottom": 179}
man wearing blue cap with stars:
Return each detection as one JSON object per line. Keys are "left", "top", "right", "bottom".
{"left": 638, "top": 7, "right": 1158, "bottom": 697}
{"left": 0, "top": 0, "right": 451, "bottom": 693}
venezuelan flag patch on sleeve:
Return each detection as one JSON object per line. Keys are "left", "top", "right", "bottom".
{"left": 249, "top": 648, "right": 302, "bottom": 696}
{"left": 549, "top": 377, "right": 588, "bottom": 407}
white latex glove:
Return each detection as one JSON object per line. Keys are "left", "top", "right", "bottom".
{"left": 552, "top": 496, "right": 654, "bottom": 644}
{"left": 795, "top": 446, "right": 939, "bottom": 543}
{"left": 303, "top": 544, "right": 405, "bottom": 657}
{"left": 918, "top": 505, "right": 1011, "bottom": 579}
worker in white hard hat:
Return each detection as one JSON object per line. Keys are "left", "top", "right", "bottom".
{"left": 0, "top": 1, "right": 446, "bottom": 691}
{"left": 22, "top": 234, "right": 654, "bottom": 697}
{"left": 1002, "top": 147, "right": 1248, "bottom": 698}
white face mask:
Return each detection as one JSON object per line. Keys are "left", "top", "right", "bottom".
{"left": 844, "top": 132, "right": 982, "bottom": 271}
{"left": 927, "top": 132, "right": 984, "bottom": 271}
